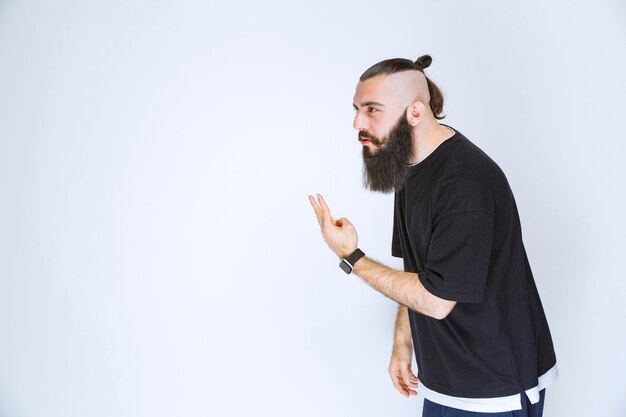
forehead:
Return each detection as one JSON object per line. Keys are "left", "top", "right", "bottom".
{"left": 354, "top": 75, "right": 388, "bottom": 102}
{"left": 353, "top": 74, "right": 404, "bottom": 107}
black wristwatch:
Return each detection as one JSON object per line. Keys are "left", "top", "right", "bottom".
{"left": 339, "top": 248, "right": 365, "bottom": 274}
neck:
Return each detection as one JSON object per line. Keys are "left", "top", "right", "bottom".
{"left": 408, "top": 119, "right": 454, "bottom": 165}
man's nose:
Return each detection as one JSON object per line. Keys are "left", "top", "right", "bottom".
{"left": 353, "top": 111, "right": 367, "bottom": 131}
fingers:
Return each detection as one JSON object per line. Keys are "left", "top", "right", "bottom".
{"left": 390, "top": 369, "right": 410, "bottom": 397}
{"left": 399, "top": 364, "right": 419, "bottom": 394}
{"left": 316, "top": 194, "right": 333, "bottom": 224}
{"left": 307, "top": 195, "right": 323, "bottom": 226}
{"left": 338, "top": 217, "right": 352, "bottom": 229}
{"left": 308, "top": 194, "right": 334, "bottom": 227}
{"left": 390, "top": 365, "right": 418, "bottom": 397}
{"left": 401, "top": 364, "right": 419, "bottom": 387}
{"left": 399, "top": 364, "right": 411, "bottom": 387}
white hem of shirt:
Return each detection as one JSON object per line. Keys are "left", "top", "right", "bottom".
{"left": 419, "top": 364, "right": 559, "bottom": 413}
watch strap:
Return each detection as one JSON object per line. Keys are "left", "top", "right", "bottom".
{"left": 339, "top": 248, "right": 365, "bottom": 274}
{"left": 345, "top": 248, "right": 365, "bottom": 266}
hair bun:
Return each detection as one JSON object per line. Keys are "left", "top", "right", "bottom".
{"left": 415, "top": 54, "right": 432, "bottom": 70}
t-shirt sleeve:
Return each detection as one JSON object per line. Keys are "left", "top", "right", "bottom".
{"left": 418, "top": 210, "right": 494, "bottom": 303}
{"left": 391, "top": 202, "right": 403, "bottom": 258}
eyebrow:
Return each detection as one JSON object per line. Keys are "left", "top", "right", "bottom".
{"left": 353, "top": 101, "right": 385, "bottom": 109}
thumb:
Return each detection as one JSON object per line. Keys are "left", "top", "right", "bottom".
{"left": 339, "top": 217, "right": 352, "bottom": 227}
{"left": 399, "top": 363, "right": 412, "bottom": 385}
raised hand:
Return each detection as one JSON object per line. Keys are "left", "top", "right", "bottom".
{"left": 308, "top": 194, "right": 358, "bottom": 259}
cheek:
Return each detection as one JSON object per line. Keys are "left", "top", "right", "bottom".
{"left": 368, "top": 122, "right": 386, "bottom": 141}
{"left": 377, "top": 118, "right": 395, "bottom": 137}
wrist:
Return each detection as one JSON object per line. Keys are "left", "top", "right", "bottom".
{"left": 392, "top": 340, "right": 413, "bottom": 356}
{"left": 351, "top": 254, "right": 366, "bottom": 272}
{"left": 338, "top": 248, "right": 365, "bottom": 274}
{"left": 393, "top": 338, "right": 413, "bottom": 349}
{"left": 338, "top": 247, "right": 358, "bottom": 259}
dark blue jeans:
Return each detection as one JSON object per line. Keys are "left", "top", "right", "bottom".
{"left": 422, "top": 390, "right": 545, "bottom": 417}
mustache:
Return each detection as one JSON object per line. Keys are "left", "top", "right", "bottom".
{"left": 358, "top": 131, "right": 383, "bottom": 145}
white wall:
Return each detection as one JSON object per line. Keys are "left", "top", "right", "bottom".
{"left": 1, "top": 1, "right": 624, "bottom": 416}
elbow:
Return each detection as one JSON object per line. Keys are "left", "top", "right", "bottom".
{"left": 430, "top": 300, "right": 456, "bottom": 320}
{"left": 430, "top": 309, "right": 448, "bottom": 321}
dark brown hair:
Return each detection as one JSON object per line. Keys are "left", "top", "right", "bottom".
{"left": 359, "top": 55, "right": 445, "bottom": 120}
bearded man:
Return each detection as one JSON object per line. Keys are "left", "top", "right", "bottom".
{"left": 308, "top": 55, "right": 558, "bottom": 417}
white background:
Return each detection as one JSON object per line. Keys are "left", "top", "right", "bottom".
{"left": 1, "top": 1, "right": 625, "bottom": 416}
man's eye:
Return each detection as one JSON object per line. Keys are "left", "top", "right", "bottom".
{"left": 368, "top": 107, "right": 378, "bottom": 113}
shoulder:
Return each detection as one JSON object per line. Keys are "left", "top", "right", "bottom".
{"left": 431, "top": 130, "right": 505, "bottom": 217}
{"left": 444, "top": 131, "right": 504, "bottom": 181}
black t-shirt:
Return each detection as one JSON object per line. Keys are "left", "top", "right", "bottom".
{"left": 391, "top": 126, "right": 557, "bottom": 398}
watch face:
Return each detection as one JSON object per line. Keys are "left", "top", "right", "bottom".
{"left": 339, "top": 260, "right": 352, "bottom": 274}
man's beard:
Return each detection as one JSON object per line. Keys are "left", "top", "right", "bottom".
{"left": 361, "top": 111, "right": 415, "bottom": 194}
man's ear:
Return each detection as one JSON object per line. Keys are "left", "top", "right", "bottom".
{"left": 406, "top": 101, "right": 426, "bottom": 126}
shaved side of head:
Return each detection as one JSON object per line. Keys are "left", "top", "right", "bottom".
{"left": 385, "top": 71, "right": 431, "bottom": 113}
{"left": 359, "top": 55, "right": 445, "bottom": 120}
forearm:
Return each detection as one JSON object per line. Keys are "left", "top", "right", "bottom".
{"left": 393, "top": 305, "right": 413, "bottom": 349}
{"left": 307, "top": 194, "right": 454, "bottom": 318}
{"left": 352, "top": 256, "right": 455, "bottom": 320}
